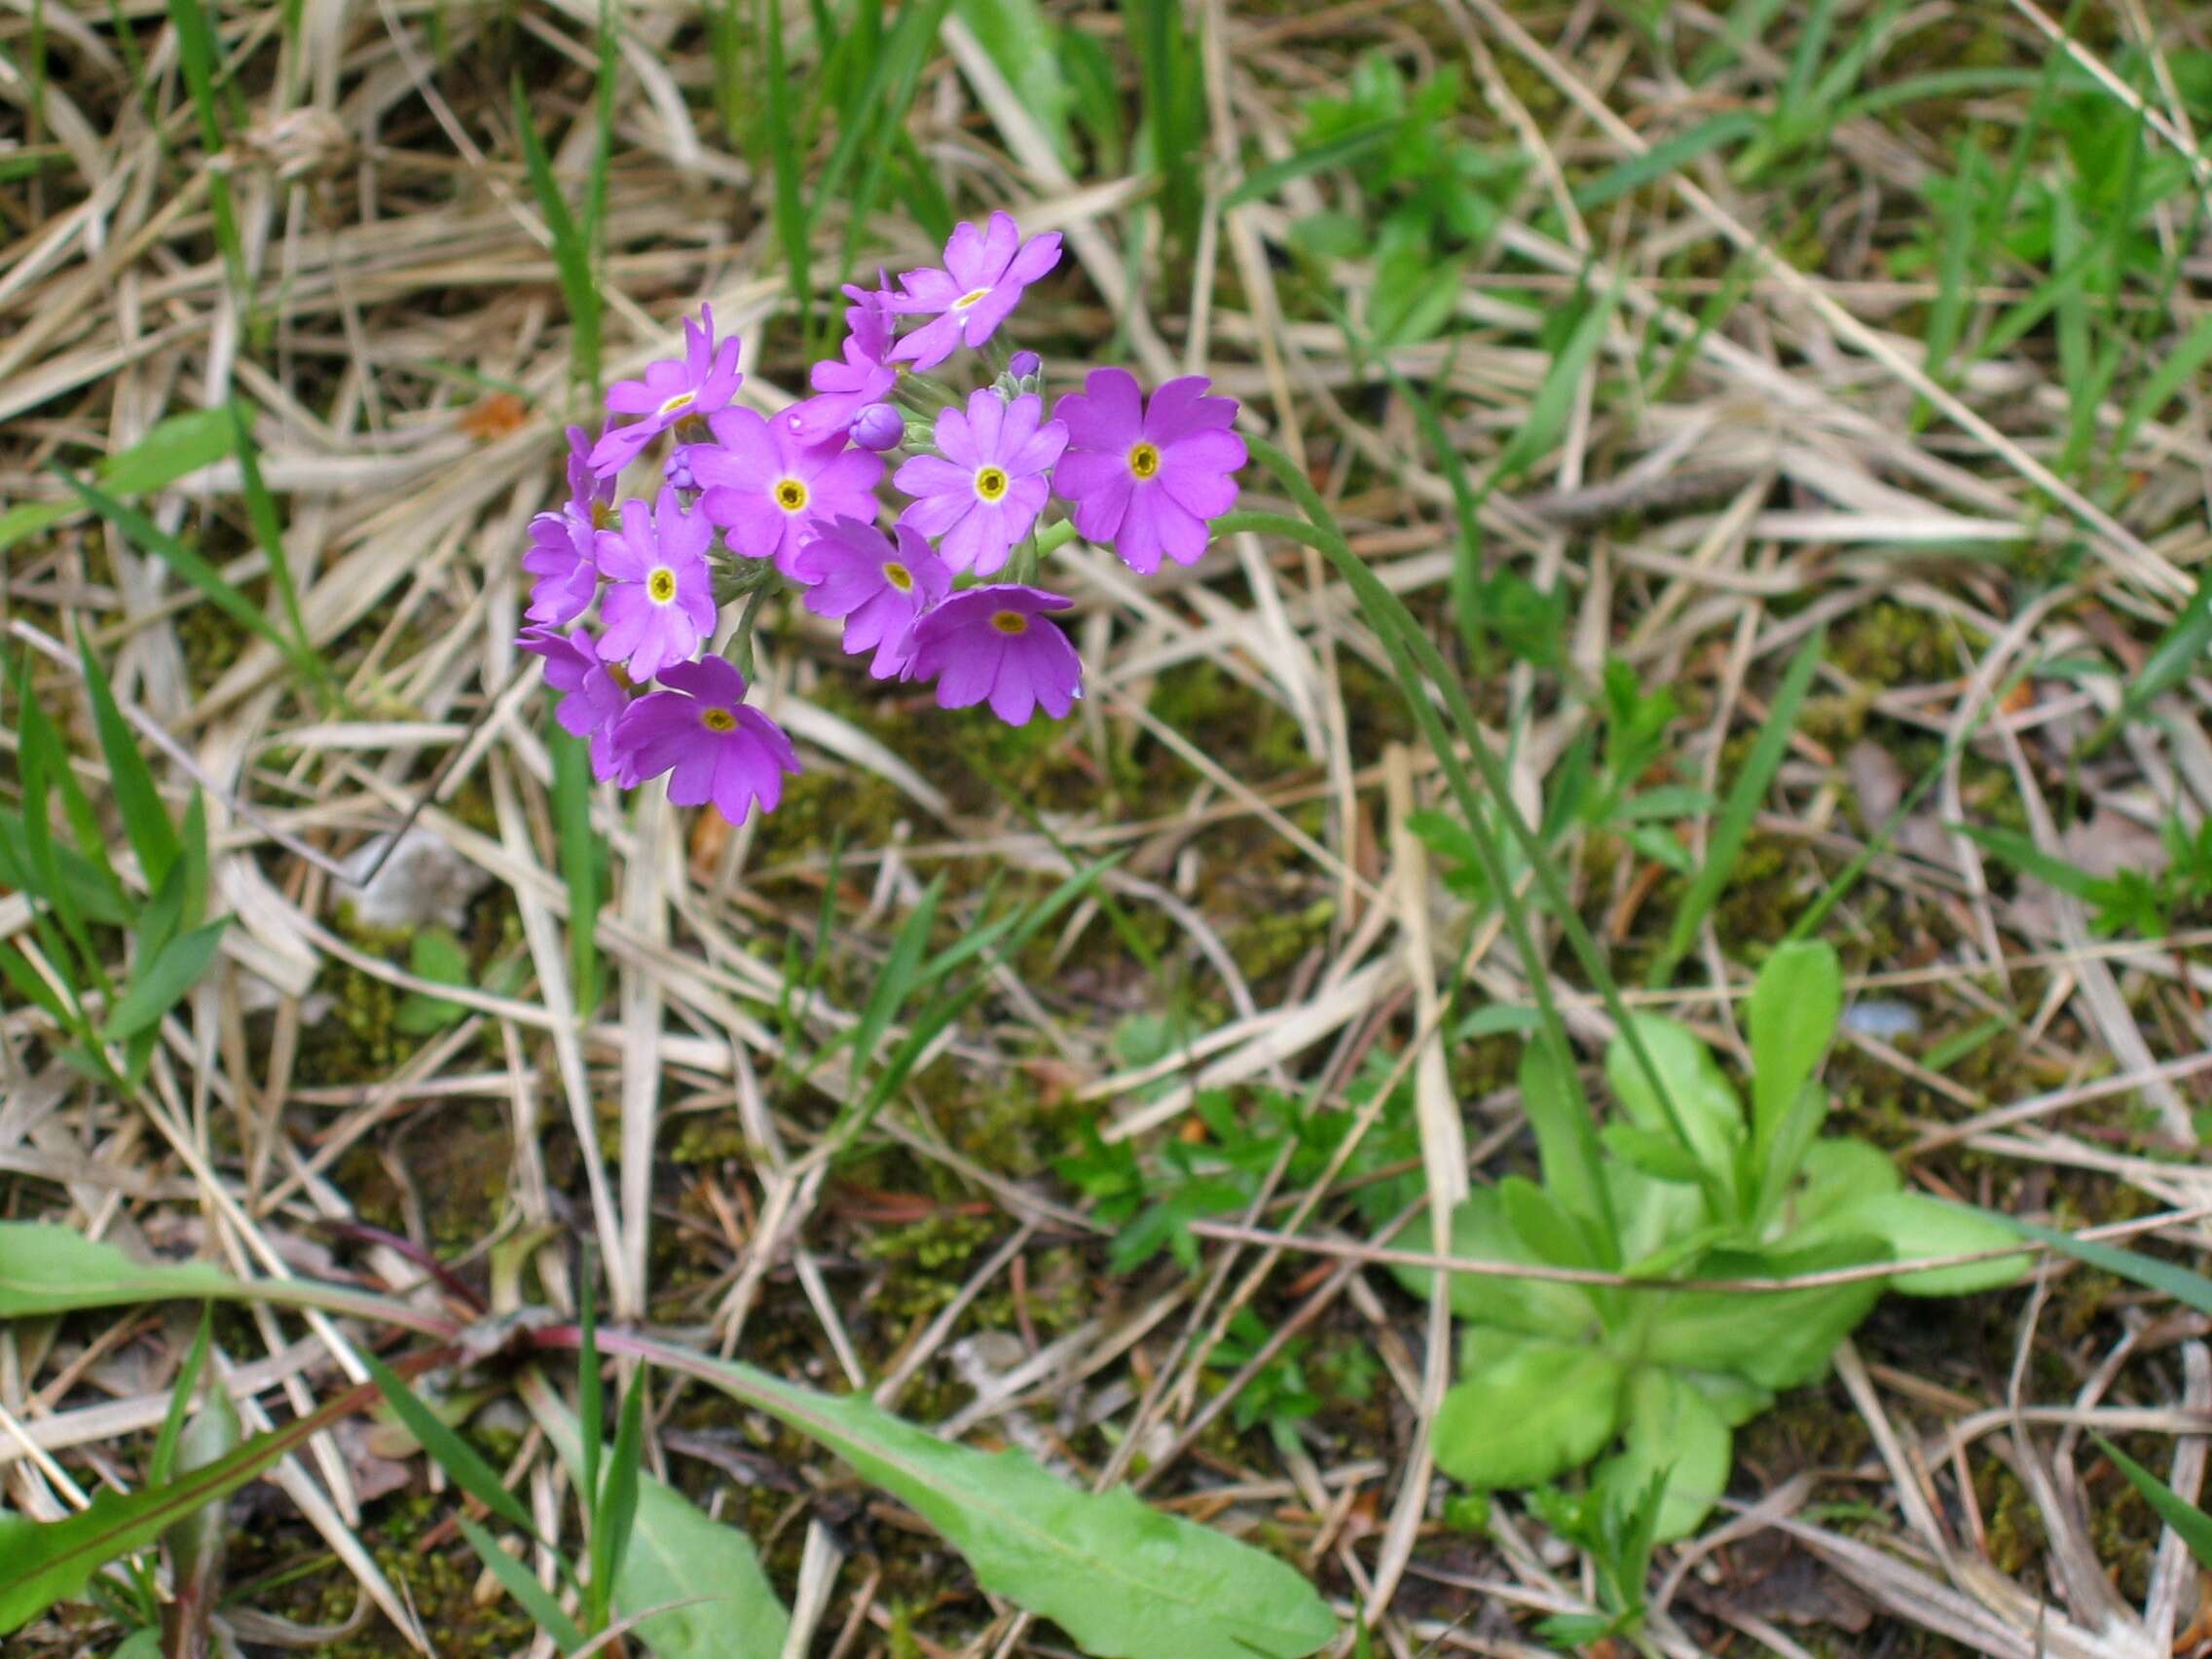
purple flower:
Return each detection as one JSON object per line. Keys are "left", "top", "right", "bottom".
{"left": 522, "top": 505, "right": 600, "bottom": 626}
{"left": 791, "top": 518, "right": 950, "bottom": 680}
{"left": 594, "top": 486, "right": 718, "bottom": 682}
{"left": 849, "top": 404, "right": 905, "bottom": 453}
{"left": 611, "top": 653, "right": 800, "bottom": 824}
{"left": 1051, "top": 369, "right": 1246, "bottom": 574}
{"left": 893, "top": 389, "right": 1066, "bottom": 576}
{"left": 884, "top": 212, "right": 1062, "bottom": 371}
{"left": 566, "top": 424, "right": 617, "bottom": 515}
{"left": 518, "top": 626, "right": 629, "bottom": 782}
{"left": 908, "top": 584, "right": 1081, "bottom": 725}
{"left": 692, "top": 407, "right": 884, "bottom": 578}
{"left": 589, "top": 305, "right": 744, "bottom": 476}
{"left": 784, "top": 286, "right": 897, "bottom": 443}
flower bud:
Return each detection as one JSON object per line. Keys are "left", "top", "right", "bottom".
{"left": 850, "top": 402, "right": 905, "bottom": 452}
{"left": 1008, "top": 350, "right": 1041, "bottom": 381}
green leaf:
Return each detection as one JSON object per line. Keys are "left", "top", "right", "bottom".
{"left": 1602, "top": 1124, "right": 1709, "bottom": 1185}
{"left": 704, "top": 1359, "right": 1334, "bottom": 1659}
{"left": 1432, "top": 1339, "right": 1626, "bottom": 1491}
{"left": 393, "top": 928, "right": 470, "bottom": 1035}
{"left": 953, "top": 0, "right": 1072, "bottom": 166}
{"left": 1488, "top": 280, "right": 1618, "bottom": 485}
{"left": 1593, "top": 1368, "right": 1732, "bottom": 1542}
{"left": 531, "top": 1388, "right": 789, "bottom": 1659}
{"left": 1746, "top": 940, "right": 1840, "bottom": 1163}
{"left": 1518, "top": 1041, "right": 1611, "bottom": 1241}
{"left": 1819, "top": 1192, "right": 2032, "bottom": 1296}
{"left": 1499, "top": 1175, "right": 1599, "bottom": 1271}
{"left": 2096, "top": 1435, "right": 2212, "bottom": 1575}
{"left": 103, "top": 920, "right": 228, "bottom": 1041}
{"left": 0, "top": 812, "right": 132, "bottom": 928}
{"left": 0, "top": 1405, "right": 332, "bottom": 1631}
{"left": 1604, "top": 1015, "right": 1743, "bottom": 1196}
{"left": 0, "top": 1226, "right": 238, "bottom": 1318}
{"left": 1641, "top": 1244, "right": 1886, "bottom": 1390}
{"left": 1397, "top": 1189, "right": 1598, "bottom": 1340}
{"left": 162, "top": 1350, "right": 242, "bottom": 1639}
{"left": 0, "top": 409, "right": 235, "bottom": 557}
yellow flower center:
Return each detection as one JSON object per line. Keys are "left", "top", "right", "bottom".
{"left": 700, "top": 707, "right": 738, "bottom": 733}
{"left": 1127, "top": 442, "right": 1161, "bottom": 480}
{"left": 975, "top": 465, "right": 1010, "bottom": 502}
{"left": 990, "top": 609, "right": 1029, "bottom": 636}
{"left": 646, "top": 567, "right": 678, "bottom": 603}
{"left": 774, "top": 478, "right": 809, "bottom": 512}
{"left": 655, "top": 389, "right": 697, "bottom": 421}
{"left": 883, "top": 561, "right": 914, "bottom": 593}
{"left": 952, "top": 287, "right": 990, "bottom": 310}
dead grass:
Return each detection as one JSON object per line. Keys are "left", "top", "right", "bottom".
{"left": 4, "top": 1, "right": 2212, "bottom": 1655}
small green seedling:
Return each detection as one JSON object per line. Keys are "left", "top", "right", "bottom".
{"left": 0, "top": 644, "right": 227, "bottom": 1085}
{"left": 1412, "top": 940, "right": 2029, "bottom": 1539}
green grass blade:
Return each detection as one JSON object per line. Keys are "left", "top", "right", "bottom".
{"left": 0, "top": 408, "right": 234, "bottom": 558}
{"left": 2096, "top": 1436, "right": 2212, "bottom": 1574}
{"left": 103, "top": 919, "right": 229, "bottom": 1041}
{"left": 760, "top": 0, "right": 811, "bottom": 338}
{"left": 513, "top": 77, "right": 602, "bottom": 393}
{"left": 149, "top": 1309, "right": 215, "bottom": 1488}
{"left": 549, "top": 728, "right": 601, "bottom": 1013}
{"left": 77, "top": 636, "right": 181, "bottom": 892}
{"left": 1994, "top": 1215, "right": 2212, "bottom": 1315}
{"left": 1648, "top": 629, "right": 1824, "bottom": 987}
{"left": 224, "top": 403, "right": 321, "bottom": 690}
{"left": 1570, "top": 111, "right": 1759, "bottom": 210}
{"left": 2086, "top": 567, "right": 2212, "bottom": 754}
{"left": 456, "top": 1515, "right": 586, "bottom": 1654}
{"left": 360, "top": 1350, "right": 537, "bottom": 1537}
{"left": 52, "top": 468, "right": 306, "bottom": 675}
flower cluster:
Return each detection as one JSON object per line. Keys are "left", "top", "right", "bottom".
{"left": 519, "top": 212, "right": 1247, "bottom": 824}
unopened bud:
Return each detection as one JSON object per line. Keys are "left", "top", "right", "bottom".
{"left": 1008, "top": 350, "right": 1041, "bottom": 381}
{"left": 850, "top": 403, "right": 905, "bottom": 452}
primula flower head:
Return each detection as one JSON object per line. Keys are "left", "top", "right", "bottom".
{"left": 612, "top": 653, "right": 800, "bottom": 825}
{"left": 590, "top": 305, "right": 744, "bottom": 476}
{"left": 885, "top": 212, "right": 1062, "bottom": 371}
{"left": 785, "top": 285, "right": 898, "bottom": 443}
{"left": 594, "top": 486, "right": 718, "bottom": 682}
{"left": 792, "top": 518, "right": 950, "bottom": 680}
{"left": 522, "top": 505, "right": 600, "bottom": 626}
{"left": 1051, "top": 369, "right": 1245, "bottom": 574}
{"left": 909, "top": 584, "right": 1081, "bottom": 725}
{"left": 692, "top": 407, "right": 884, "bottom": 578}
{"left": 894, "top": 389, "right": 1066, "bottom": 576}
{"left": 518, "top": 625, "right": 629, "bottom": 782}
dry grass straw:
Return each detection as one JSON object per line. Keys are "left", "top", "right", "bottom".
{"left": 4, "top": 0, "right": 2212, "bottom": 1653}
